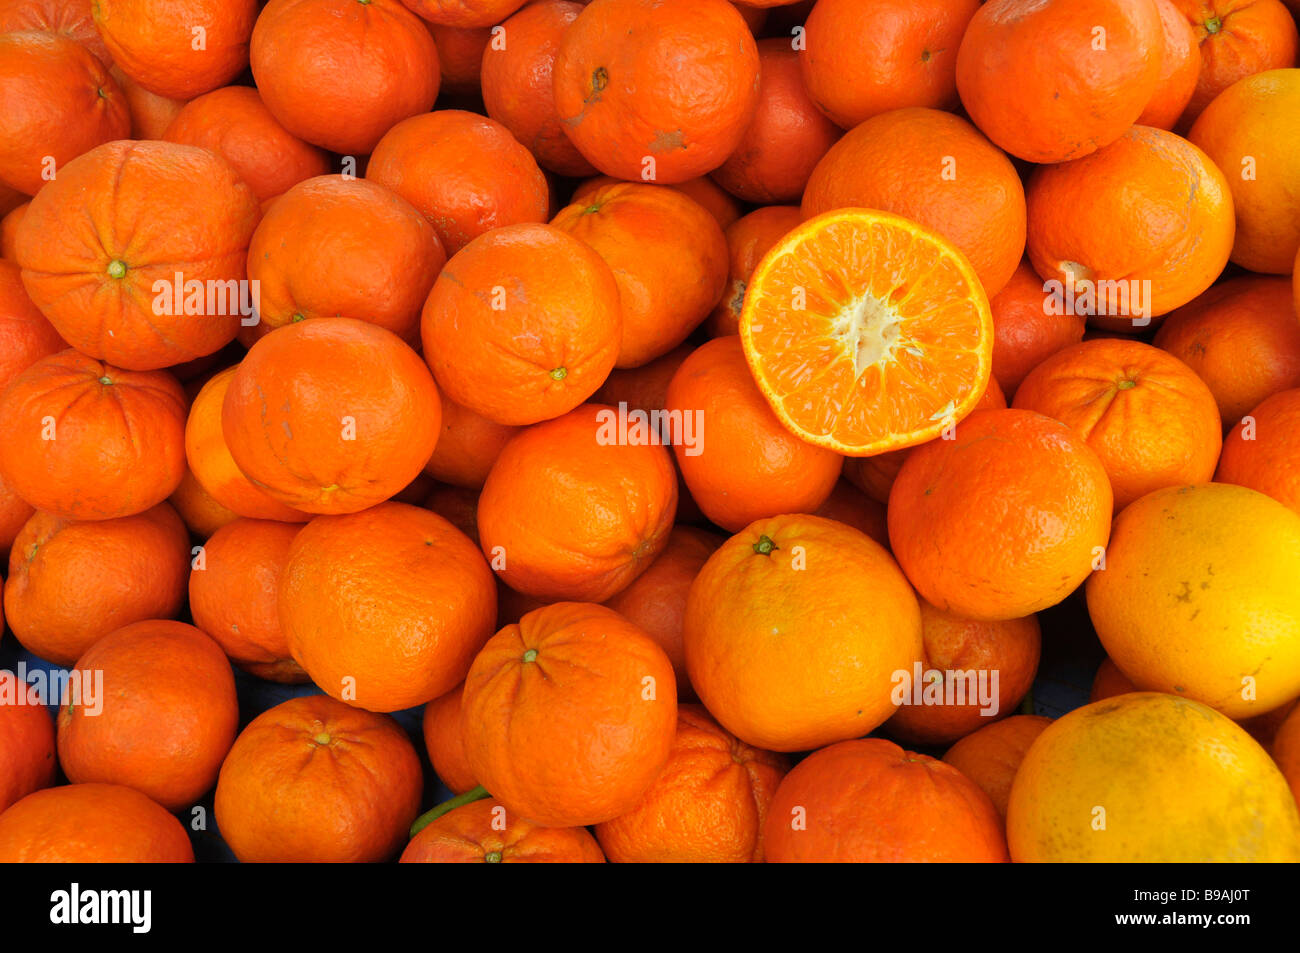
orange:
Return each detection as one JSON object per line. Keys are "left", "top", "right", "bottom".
{"left": 707, "top": 205, "right": 803, "bottom": 338}
{"left": 812, "top": 478, "right": 890, "bottom": 549}
{"left": 461, "top": 601, "right": 679, "bottom": 827}
{"left": 1026, "top": 126, "right": 1235, "bottom": 326}
{"left": 551, "top": 182, "right": 728, "bottom": 369}
{"left": 570, "top": 174, "right": 742, "bottom": 231}
{"left": 367, "top": 110, "right": 549, "bottom": 256}
{"left": 1217, "top": 388, "right": 1300, "bottom": 513}
{"left": 0, "top": 0, "right": 111, "bottom": 67}
{"left": 110, "top": 63, "right": 187, "bottom": 139}
{"left": 429, "top": 23, "right": 491, "bottom": 97}
{"left": 189, "top": 518, "right": 306, "bottom": 683}
{"left": 889, "top": 409, "right": 1113, "bottom": 621}
{"left": 764, "top": 738, "right": 1010, "bottom": 862}
{"left": 0, "top": 469, "right": 34, "bottom": 563}
{"left": 664, "top": 336, "right": 843, "bottom": 531}
{"left": 0, "top": 350, "right": 187, "bottom": 521}
{"left": 477, "top": 404, "right": 678, "bottom": 602}
{"left": 214, "top": 694, "right": 423, "bottom": 862}
{"left": 1139, "top": 0, "right": 1205, "bottom": 128}
{"left": 421, "top": 684, "right": 477, "bottom": 795}
{"left": 604, "top": 525, "right": 723, "bottom": 702}
{"left": 711, "top": 38, "right": 841, "bottom": 204}
{"left": 3, "top": 505, "right": 189, "bottom": 667}
{"left": 800, "top": 0, "right": 980, "bottom": 129}
{"left": 161, "top": 86, "right": 331, "bottom": 203}
{"left": 802, "top": 107, "right": 1027, "bottom": 299}
{"left": 886, "top": 601, "right": 1041, "bottom": 747}
{"left": 1273, "top": 704, "right": 1300, "bottom": 805}
{"left": 552, "top": 0, "right": 760, "bottom": 184}
{"left": 1011, "top": 338, "right": 1223, "bottom": 509}
{"left": 1086, "top": 483, "right": 1300, "bottom": 719}
{"left": 221, "top": 319, "right": 441, "bottom": 515}
{"left": 741, "top": 208, "right": 994, "bottom": 457}
{"left": 684, "top": 514, "right": 922, "bottom": 752}
{"left": 0, "top": 669, "right": 56, "bottom": 814}
{"left": 404, "top": 0, "right": 529, "bottom": 27}
{"left": 421, "top": 223, "right": 621, "bottom": 426}
{"left": 480, "top": 0, "right": 596, "bottom": 178}
{"left": 0, "top": 200, "right": 26, "bottom": 258}
{"left": 0, "top": 783, "right": 194, "bottom": 862}
{"left": 1153, "top": 275, "right": 1300, "bottom": 424}
{"left": 1007, "top": 692, "right": 1300, "bottom": 861}
{"left": 400, "top": 799, "right": 606, "bottom": 864}
{"left": 57, "top": 620, "right": 238, "bottom": 811}
{"left": 941, "top": 715, "right": 1054, "bottom": 820}
{"left": 0, "top": 258, "right": 64, "bottom": 394}
{"left": 245, "top": 175, "right": 446, "bottom": 345}
{"left": 0, "top": 30, "right": 128, "bottom": 196}
{"left": 1189, "top": 68, "right": 1300, "bottom": 273}
{"left": 14, "top": 139, "right": 260, "bottom": 370}
{"left": 280, "top": 503, "right": 497, "bottom": 712}
{"left": 594, "top": 705, "right": 788, "bottom": 863}
{"left": 423, "top": 396, "right": 522, "bottom": 490}
{"left": 989, "top": 260, "right": 1087, "bottom": 400}
{"left": 1090, "top": 656, "right": 1139, "bottom": 702}
{"left": 250, "top": 0, "right": 440, "bottom": 155}
{"left": 957, "top": 0, "right": 1164, "bottom": 163}
{"left": 592, "top": 343, "right": 693, "bottom": 418}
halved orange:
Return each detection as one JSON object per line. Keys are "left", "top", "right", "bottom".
{"left": 739, "top": 209, "right": 994, "bottom": 456}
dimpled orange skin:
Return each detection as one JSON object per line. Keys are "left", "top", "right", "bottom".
{"left": 221, "top": 319, "right": 441, "bottom": 515}
{"left": 461, "top": 602, "right": 678, "bottom": 828}
{"left": 551, "top": 182, "right": 728, "bottom": 369}
{"left": 251, "top": 0, "right": 440, "bottom": 156}
{"left": 802, "top": 107, "right": 1026, "bottom": 299}
{"left": 711, "top": 39, "right": 842, "bottom": 204}
{"left": 421, "top": 683, "right": 478, "bottom": 794}
{"left": 401, "top": 799, "right": 606, "bottom": 864}
{"left": 161, "top": 87, "right": 331, "bottom": 203}
{"left": 764, "top": 738, "right": 1010, "bottom": 862}
{"left": 684, "top": 514, "right": 923, "bottom": 753}
{"left": 1012, "top": 338, "right": 1223, "bottom": 510}
{"left": 477, "top": 404, "right": 678, "bottom": 603}
{"left": 1139, "top": 0, "right": 1203, "bottom": 128}
{"left": 188, "top": 518, "right": 306, "bottom": 683}
{"left": 707, "top": 206, "right": 804, "bottom": 339}
{"left": 941, "top": 715, "right": 1054, "bottom": 820}
{"left": 0, "top": 783, "right": 194, "bottom": 863}
{"left": 0, "top": 259, "right": 65, "bottom": 394}
{"left": 552, "top": 0, "right": 760, "bottom": 185}
{"left": 14, "top": 140, "right": 260, "bottom": 371}
{"left": 0, "top": 670, "right": 56, "bottom": 814}
{"left": 571, "top": 174, "right": 742, "bottom": 231}
{"left": 888, "top": 409, "right": 1113, "bottom": 622}
{"left": 367, "top": 110, "right": 549, "bottom": 256}
{"left": 214, "top": 695, "right": 423, "bottom": 863}
{"left": 0, "top": 0, "right": 112, "bottom": 67}
{"left": 279, "top": 503, "right": 497, "bottom": 713}
{"left": 1217, "top": 389, "right": 1300, "bottom": 514}
{"left": 1153, "top": 276, "right": 1300, "bottom": 425}
{"left": 0, "top": 351, "right": 187, "bottom": 521}
{"left": 1026, "top": 126, "right": 1235, "bottom": 325}
{"left": 404, "top": 0, "right": 528, "bottom": 27}
{"left": 956, "top": 0, "right": 1163, "bottom": 164}
{"left": 93, "top": 0, "right": 256, "bottom": 99}
{"left": 1189, "top": 69, "right": 1300, "bottom": 274}
{"left": 480, "top": 0, "right": 596, "bottom": 178}
{"left": 0, "top": 31, "right": 128, "bottom": 196}
{"left": 989, "top": 260, "right": 1087, "bottom": 400}
{"left": 245, "top": 175, "right": 446, "bottom": 345}
{"left": 421, "top": 223, "right": 621, "bottom": 427}
{"left": 4, "top": 504, "right": 189, "bottom": 667}
{"left": 594, "top": 704, "right": 788, "bottom": 863}
{"left": 57, "top": 620, "right": 239, "bottom": 811}
{"left": 800, "top": 0, "right": 981, "bottom": 130}
{"left": 664, "top": 336, "right": 843, "bottom": 533}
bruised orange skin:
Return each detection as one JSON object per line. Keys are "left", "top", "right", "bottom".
{"left": 215, "top": 695, "right": 423, "bottom": 863}
{"left": 251, "top": 0, "right": 440, "bottom": 156}
{"left": 221, "top": 319, "right": 441, "bottom": 515}
{"left": 401, "top": 799, "right": 606, "bottom": 863}
{"left": 764, "top": 738, "right": 1010, "bottom": 862}
{"left": 0, "top": 669, "right": 56, "bottom": 814}
{"left": 57, "top": 620, "right": 239, "bottom": 811}
{"left": 461, "top": 602, "right": 678, "bottom": 828}
{"left": 421, "top": 683, "right": 478, "bottom": 795}
{"left": 0, "top": 783, "right": 194, "bottom": 862}
{"left": 552, "top": 0, "right": 761, "bottom": 184}
{"left": 0, "top": 350, "right": 187, "bottom": 521}
{"left": 14, "top": 140, "right": 260, "bottom": 371}
{"left": 941, "top": 715, "right": 1054, "bottom": 820}
{"left": 0, "top": 31, "right": 128, "bottom": 196}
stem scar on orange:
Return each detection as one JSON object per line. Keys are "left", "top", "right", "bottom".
{"left": 738, "top": 208, "right": 993, "bottom": 457}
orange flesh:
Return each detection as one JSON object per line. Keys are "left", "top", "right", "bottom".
{"left": 740, "top": 209, "right": 992, "bottom": 455}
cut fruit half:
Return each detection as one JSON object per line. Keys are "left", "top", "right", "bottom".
{"left": 739, "top": 208, "right": 994, "bottom": 456}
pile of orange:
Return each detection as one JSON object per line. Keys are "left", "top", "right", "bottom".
{"left": 1, "top": 0, "right": 1299, "bottom": 865}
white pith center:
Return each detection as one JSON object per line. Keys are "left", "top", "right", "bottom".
{"left": 835, "top": 293, "right": 905, "bottom": 380}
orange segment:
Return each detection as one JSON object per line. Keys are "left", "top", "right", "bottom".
{"left": 739, "top": 208, "right": 993, "bottom": 456}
